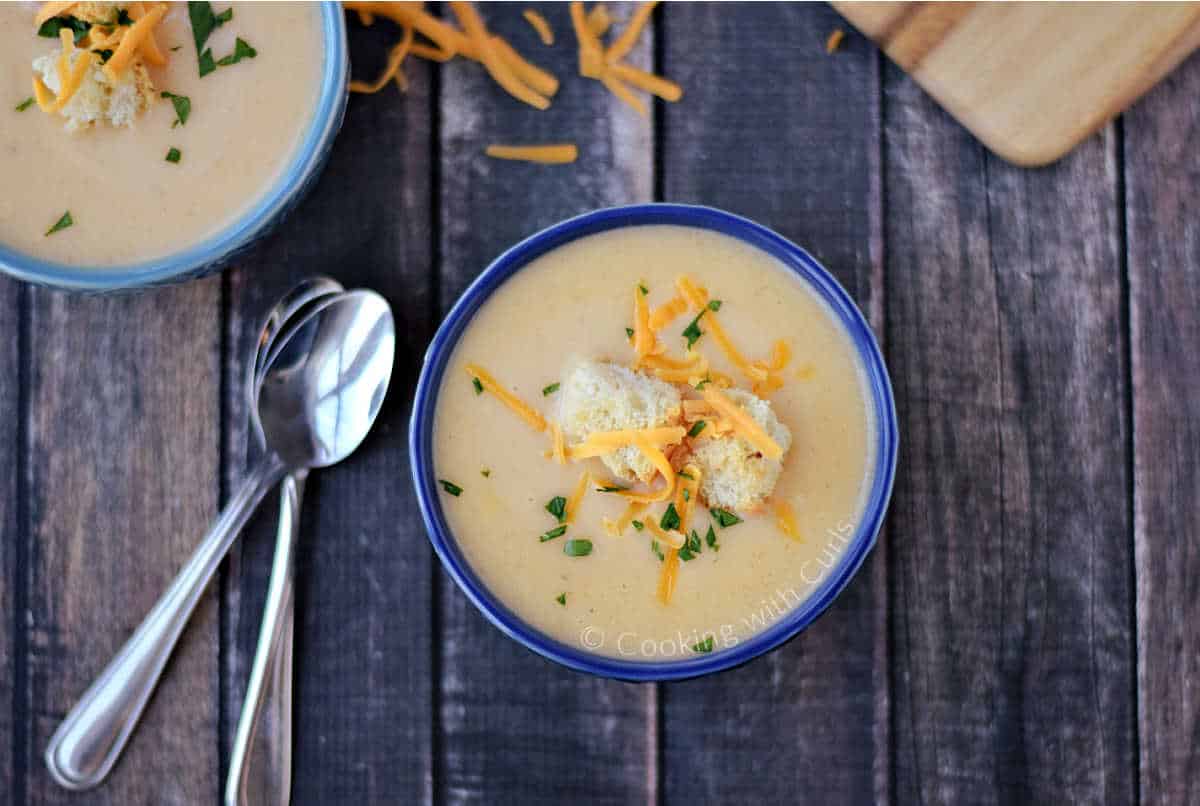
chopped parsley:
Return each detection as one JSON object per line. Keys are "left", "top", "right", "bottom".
{"left": 165, "top": 147, "right": 182, "bottom": 163}
{"left": 539, "top": 524, "right": 568, "bottom": 542}
{"left": 189, "top": 1, "right": 232, "bottom": 56}
{"left": 678, "top": 529, "right": 702, "bottom": 561}
{"left": 472, "top": 377, "right": 483, "bottom": 395}
{"left": 563, "top": 538, "right": 593, "bottom": 557}
{"left": 705, "top": 525, "right": 719, "bottom": 551}
{"left": 480, "top": 468, "right": 490, "bottom": 477}
{"left": 682, "top": 311, "right": 705, "bottom": 348}
{"left": 44, "top": 211, "right": 73, "bottom": 237}
{"left": 683, "top": 488, "right": 690, "bottom": 501}
{"left": 677, "top": 470, "right": 695, "bottom": 480}
{"left": 108, "top": 8, "right": 134, "bottom": 26}
{"left": 556, "top": 593, "right": 567, "bottom": 606}
{"left": 217, "top": 37, "right": 257, "bottom": 67}
{"left": 687, "top": 421, "right": 707, "bottom": 438}
{"left": 595, "top": 483, "right": 629, "bottom": 493}
{"left": 659, "top": 503, "right": 680, "bottom": 532}
{"left": 545, "top": 496, "right": 567, "bottom": 523}
{"left": 650, "top": 540, "right": 665, "bottom": 562}
{"left": 96, "top": 49, "right": 114, "bottom": 63}
{"left": 14, "top": 97, "right": 34, "bottom": 112}
{"left": 38, "top": 16, "right": 91, "bottom": 44}
{"left": 170, "top": 45, "right": 183, "bottom": 52}
{"left": 198, "top": 48, "right": 217, "bottom": 77}
{"left": 631, "top": 519, "right": 645, "bottom": 531}
{"left": 542, "top": 382, "right": 559, "bottom": 396}
{"left": 625, "top": 327, "right": 635, "bottom": 339}
{"left": 695, "top": 377, "right": 711, "bottom": 390}
{"left": 692, "top": 636, "right": 714, "bottom": 653}
{"left": 638, "top": 283, "right": 648, "bottom": 296}
{"left": 438, "top": 479, "right": 463, "bottom": 496}
{"left": 160, "top": 91, "right": 191, "bottom": 126}
{"left": 707, "top": 300, "right": 723, "bottom": 312}
{"left": 710, "top": 508, "right": 742, "bottom": 528}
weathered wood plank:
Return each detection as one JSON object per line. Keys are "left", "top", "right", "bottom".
{"left": 0, "top": 278, "right": 20, "bottom": 798}
{"left": 23, "top": 279, "right": 222, "bottom": 805}
{"left": 437, "top": 4, "right": 655, "bottom": 804}
{"left": 883, "top": 62, "right": 1135, "bottom": 803}
{"left": 220, "top": 16, "right": 436, "bottom": 804}
{"left": 1124, "top": 52, "right": 1200, "bottom": 806}
{"left": 659, "top": 5, "right": 888, "bottom": 803}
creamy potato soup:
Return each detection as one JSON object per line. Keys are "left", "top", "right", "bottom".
{"left": 0, "top": 2, "right": 321, "bottom": 265}
{"left": 434, "top": 225, "right": 876, "bottom": 661}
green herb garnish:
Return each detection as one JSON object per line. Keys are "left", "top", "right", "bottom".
{"left": 710, "top": 508, "right": 742, "bottom": 528}
{"left": 165, "top": 147, "right": 182, "bottom": 163}
{"left": 695, "top": 377, "right": 711, "bottom": 390}
{"left": 564, "top": 539, "right": 593, "bottom": 557}
{"left": 480, "top": 468, "right": 490, "bottom": 477}
{"left": 438, "top": 479, "right": 463, "bottom": 496}
{"left": 546, "top": 496, "right": 567, "bottom": 523}
{"left": 677, "top": 470, "right": 694, "bottom": 480}
{"left": 472, "top": 377, "right": 484, "bottom": 395}
{"left": 44, "top": 211, "right": 73, "bottom": 237}
{"left": 38, "top": 16, "right": 91, "bottom": 44}
{"left": 188, "top": 1, "right": 232, "bottom": 55}
{"left": 683, "top": 488, "right": 690, "bottom": 501}
{"left": 96, "top": 49, "right": 114, "bottom": 63}
{"left": 638, "top": 283, "right": 648, "bottom": 295}
{"left": 198, "top": 48, "right": 217, "bottom": 77}
{"left": 542, "top": 382, "right": 559, "bottom": 396}
{"left": 687, "top": 421, "right": 706, "bottom": 438}
{"left": 160, "top": 91, "right": 191, "bottom": 126}
{"left": 650, "top": 540, "right": 664, "bottom": 561}
{"left": 631, "top": 520, "right": 644, "bottom": 531}
{"left": 659, "top": 503, "right": 680, "bottom": 532}
{"left": 540, "top": 524, "right": 568, "bottom": 542}
{"left": 108, "top": 8, "right": 134, "bottom": 26}
{"left": 595, "top": 483, "right": 629, "bottom": 493}
{"left": 682, "top": 311, "right": 705, "bottom": 348}
{"left": 556, "top": 593, "right": 567, "bottom": 606}
{"left": 707, "top": 300, "right": 722, "bottom": 312}
{"left": 679, "top": 529, "right": 702, "bottom": 561}
{"left": 705, "top": 525, "right": 719, "bottom": 551}
{"left": 14, "top": 97, "right": 34, "bottom": 112}
{"left": 217, "top": 37, "right": 257, "bottom": 67}
{"left": 170, "top": 45, "right": 183, "bottom": 52}
{"left": 692, "top": 636, "right": 714, "bottom": 653}
{"left": 625, "top": 327, "right": 635, "bottom": 339}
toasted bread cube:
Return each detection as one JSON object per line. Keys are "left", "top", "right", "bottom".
{"left": 692, "top": 389, "right": 792, "bottom": 512}
{"left": 33, "top": 47, "right": 154, "bottom": 131}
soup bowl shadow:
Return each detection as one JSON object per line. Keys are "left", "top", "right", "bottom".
{"left": 410, "top": 204, "right": 899, "bottom": 682}
{"left": 0, "top": 2, "right": 348, "bottom": 292}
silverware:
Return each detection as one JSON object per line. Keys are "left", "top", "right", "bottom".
{"left": 45, "top": 289, "right": 395, "bottom": 791}
{"left": 227, "top": 278, "right": 343, "bottom": 806}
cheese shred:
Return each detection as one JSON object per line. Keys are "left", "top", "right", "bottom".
{"left": 465, "top": 364, "right": 548, "bottom": 433}
{"left": 522, "top": 9, "right": 554, "bottom": 45}
{"left": 485, "top": 144, "right": 578, "bottom": 164}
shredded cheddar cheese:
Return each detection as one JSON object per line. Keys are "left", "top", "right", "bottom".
{"left": 618, "top": 434, "right": 677, "bottom": 504}
{"left": 657, "top": 547, "right": 680, "bottom": 603}
{"left": 465, "top": 364, "right": 548, "bottom": 433}
{"left": 676, "top": 275, "right": 769, "bottom": 384}
{"left": 631, "top": 282, "right": 655, "bottom": 363}
{"left": 605, "top": 0, "right": 656, "bottom": 62}
{"left": 104, "top": 3, "right": 166, "bottom": 80}
{"left": 674, "top": 464, "right": 702, "bottom": 534}
{"left": 826, "top": 28, "right": 846, "bottom": 54}
{"left": 35, "top": 28, "right": 93, "bottom": 113}
{"left": 569, "top": 1, "right": 681, "bottom": 116}
{"left": 523, "top": 8, "right": 554, "bottom": 45}
{"left": 775, "top": 501, "right": 802, "bottom": 541}
{"left": 565, "top": 470, "right": 590, "bottom": 523}
{"left": 485, "top": 144, "right": 578, "bottom": 164}
{"left": 604, "top": 500, "right": 646, "bottom": 536}
{"left": 586, "top": 4, "right": 613, "bottom": 37}
{"left": 550, "top": 422, "right": 567, "bottom": 464}
{"left": 648, "top": 296, "right": 688, "bottom": 331}
{"left": 702, "top": 387, "right": 783, "bottom": 459}
{"left": 350, "top": 23, "right": 415, "bottom": 93}
{"left": 645, "top": 517, "right": 685, "bottom": 550}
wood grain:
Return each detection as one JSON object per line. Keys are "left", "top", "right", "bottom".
{"left": 836, "top": 1, "right": 1200, "bottom": 166}
{"left": 436, "top": 4, "right": 656, "bottom": 804}
{"left": 659, "top": 4, "right": 889, "bottom": 803}
{"left": 220, "top": 16, "right": 437, "bottom": 804}
{"left": 883, "top": 60, "right": 1135, "bottom": 804}
{"left": 23, "top": 280, "right": 222, "bottom": 805}
{"left": 1124, "top": 51, "right": 1200, "bottom": 806}
{"left": 0, "top": 279, "right": 20, "bottom": 798}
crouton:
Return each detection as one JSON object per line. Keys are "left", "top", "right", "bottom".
{"left": 558, "top": 359, "right": 682, "bottom": 483}
{"left": 691, "top": 388, "right": 792, "bottom": 512}
{"left": 33, "top": 47, "right": 153, "bottom": 131}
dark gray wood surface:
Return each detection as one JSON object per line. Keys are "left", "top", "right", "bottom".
{"left": 2, "top": 3, "right": 1198, "bottom": 804}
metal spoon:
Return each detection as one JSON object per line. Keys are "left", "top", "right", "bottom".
{"left": 45, "top": 290, "right": 395, "bottom": 791}
{"left": 228, "top": 278, "right": 343, "bottom": 806}
{"left": 228, "top": 281, "right": 345, "bottom": 806}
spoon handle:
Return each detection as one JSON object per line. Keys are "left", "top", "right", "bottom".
{"left": 225, "top": 472, "right": 305, "bottom": 806}
{"left": 44, "top": 452, "right": 289, "bottom": 791}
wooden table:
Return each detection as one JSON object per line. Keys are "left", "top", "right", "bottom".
{"left": 1, "top": 4, "right": 1196, "bottom": 804}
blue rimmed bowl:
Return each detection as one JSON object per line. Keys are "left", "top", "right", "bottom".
{"left": 0, "top": 2, "right": 348, "bottom": 292}
{"left": 411, "top": 204, "right": 899, "bottom": 681}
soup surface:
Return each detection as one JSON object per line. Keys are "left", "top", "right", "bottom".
{"left": 0, "top": 2, "right": 321, "bottom": 265}
{"left": 434, "top": 225, "right": 875, "bottom": 661}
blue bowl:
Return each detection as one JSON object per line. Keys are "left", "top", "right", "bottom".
{"left": 411, "top": 204, "right": 899, "bottom": 681}
{"left": 0, "top": 2, "right": 348, "bottom": 291}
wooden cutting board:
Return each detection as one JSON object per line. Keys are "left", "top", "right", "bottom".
{"left": 833, "top": 1, "right": 1200, "bottom": 165}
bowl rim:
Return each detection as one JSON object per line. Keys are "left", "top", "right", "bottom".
{"left": 410, "top": 203, "right": 899, "bottom": 682}
{"left": 0, "top": 1, "right": 348, "bottom": 291}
